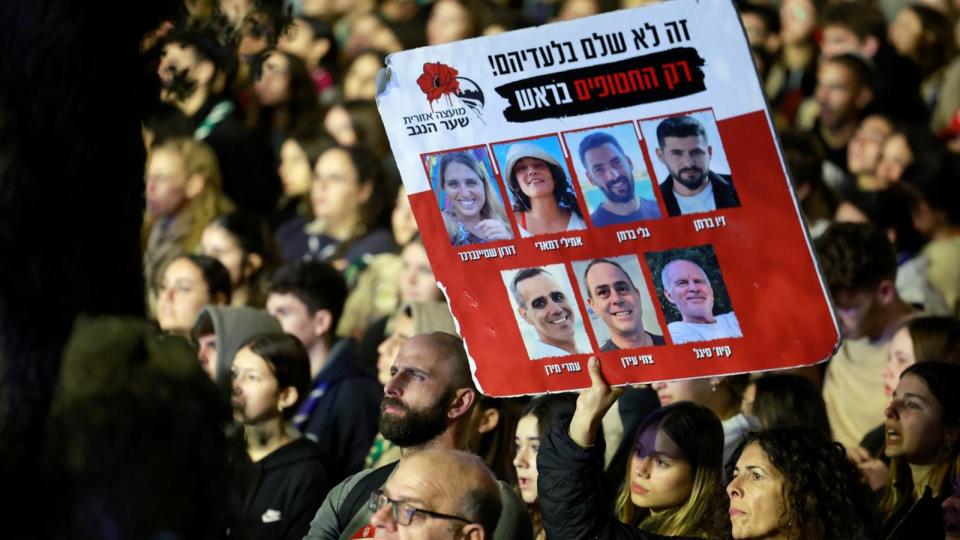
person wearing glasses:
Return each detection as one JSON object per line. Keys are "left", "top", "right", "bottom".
{"left": 368, "top": 448, "right": 502, "bottom": 539}
{"left": 304, "top": 332, "right": 533, "bottom": 540}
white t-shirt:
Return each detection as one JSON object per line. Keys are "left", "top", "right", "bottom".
{"left": 527, "top": 339, "right": 578, "bottom": 360}
{"left": 519, "top": 212, "right": 587, "bottom": 238}
{"left": 667, "top": 312, "right": 742, "bottom": 344}
{"left": 675, "top": 181, "right": 716, "bottom": 215}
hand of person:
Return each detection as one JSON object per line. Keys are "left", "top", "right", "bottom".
{"left": 846, "top": 445, "right": 872, "bottom": 464}
{"left": 474, "top": 219, "right": 512, "bottom": 241}
{"left": 569, "top": 356, "right": 623, "bottom": 448}
{"left": 856, "top": 458, "right": 889, "bottom": 491}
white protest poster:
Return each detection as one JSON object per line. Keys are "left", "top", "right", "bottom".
{"left": 376, "top": 0, "right": 839, "bottom": 396}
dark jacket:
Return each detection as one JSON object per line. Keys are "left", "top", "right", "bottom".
{"left": 659, "top": 172, "right": 740, "bottom": 217}
{"left": 235, "top": 437, "right": 331, "bottom": 540}
{"left": 295, "top": 338, "right": 382, "bottom": 483}
{"left": 538, "top": 419, "right": 696, "bottom": 540}
{"left": 884, "top": 486, "right": 946, "bottom": 540}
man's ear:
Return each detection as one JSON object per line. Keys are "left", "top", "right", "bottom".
{"left": 707, "top": 145, "right": 713, "bottom": 159}
{"left": 185, "top": 173, "right": 206, "bottom": 199}
{"left": 655, "top": 147, "right": 666, "bottom": 164}
{"left": 312, "top": 308, "right": 333, "bottom": 339}
{"left": 357, "top": 180, "right": 374, "bottom": 205}
{"left": 877, "top": 279, "right": 897, "bottom": 305}
{"left": 518, "top": 306, "right": 532, "bottom": 326}
{"left": 243, "top": 253, "right": 263, "bottom": 280}
{"left": 459, "top": 523, "right": 486, "bottom": 540}
{"left": 448, "top": 388, "right": 477, "bottom": 420}
{"left": 586, "top": 295, "right": 596, "bottom": 312}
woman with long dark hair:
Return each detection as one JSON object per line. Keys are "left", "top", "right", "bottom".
{"left": 538, "top": 357, "right": 729, "bottom": 539}
{"left": 726, "top": 426, "right": 877, "bottom": 539}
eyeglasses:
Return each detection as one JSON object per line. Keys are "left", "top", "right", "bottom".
{"left": 368, "top": 489, "right": 471, "bottom": 526}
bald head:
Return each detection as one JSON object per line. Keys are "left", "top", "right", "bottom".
{"left": 661, "top": 259, "right": 716, "bottom": 324}
{"left": 417, "top": 331, "right": 475, "bottom": 391}
{"left": 403, "top": 449, "right": 502, "bottom": 536}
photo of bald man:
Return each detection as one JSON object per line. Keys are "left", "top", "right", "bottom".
{"left": 646, "top": 247, "right": 743, "bottom": 345}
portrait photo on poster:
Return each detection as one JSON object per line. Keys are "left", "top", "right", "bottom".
{"left": 563, "top": 122, "right": 663, "bottom": 228}
{"left": 424, "top": 147, "right": 515, "bottom": 247}
{"left": 644, "top": 245, "right": 743, "bottom": 345}
{"left": 571, "top": 255, "right": 666, "bottom": 352}
{"left": 501, "top": 264, "right": 592, "bottom": 360}
{"left": 637, "top": 109, "right": 741, "bottom": 217}
{"left": 491, "top": 134, "right": 587, "bottom": 238}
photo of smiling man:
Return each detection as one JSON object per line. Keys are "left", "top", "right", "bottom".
{"left": 640, "top": 111, "right": 741, "bottom": 217}
{"left": 503, "top": 264, "right": 592, "bottom": 360}
{"left": 564, "top": 124, "right": 662, "bottom": 227}
{"left": 576, "top": 256, "right": 665, "bottom": 351}
{"left": 646, "top": 246, "right": 743, "bottom": 345}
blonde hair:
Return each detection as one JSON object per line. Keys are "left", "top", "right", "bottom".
{"left": 437, "top": 152, "right": 512, "bottom": 238}
{"left": 144, "top": 137, "right": 233, "bottom": 250}
{"left": 614, "top": 402, "right": 728, "bottom": 538}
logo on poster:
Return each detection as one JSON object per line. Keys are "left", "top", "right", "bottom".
{"left": 403, "top": 62, "right": 485, "bottom": 137}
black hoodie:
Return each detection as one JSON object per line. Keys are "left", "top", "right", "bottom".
{"left": 234, "top": 437, "right": 331, "bottom": 540}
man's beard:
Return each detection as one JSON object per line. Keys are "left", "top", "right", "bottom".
{"left": 160, "top": 67, "right": 199, "bottom": 102}
{"left": 600, "top": 174, "right": 636, "bottom": 204}
{"left": 674, "top": 168, "right": 707, "bottom": 191}
{"left": 378, "top": 389, "right": 453, "bottom": 447}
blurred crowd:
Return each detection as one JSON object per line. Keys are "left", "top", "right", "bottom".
{"left": 35, "top": 0, "right": 960, "bottom": 538}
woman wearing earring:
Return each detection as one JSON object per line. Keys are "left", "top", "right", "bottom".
{"left": 505, "top": 143, "right": 586, "bottom": 237}
{"left": 231, "top": 333, "right": 331, "bottom": 540}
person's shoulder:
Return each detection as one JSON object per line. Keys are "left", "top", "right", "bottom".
{"left": 647, "top": 332, "right": 666, "bottom": 345}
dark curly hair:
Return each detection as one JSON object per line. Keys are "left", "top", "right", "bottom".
{"left": 727, "top": 427, "right": 878, "bottom": 540}
{"left": 815, "top": 222, "right": 896, "bottom": 295}
{"left": 508, "top": 161, "right": 583, "bottom": 219}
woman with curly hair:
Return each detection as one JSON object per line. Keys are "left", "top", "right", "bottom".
{"left": 538, "top": 357, "right": 730, "bottom": 539}
{"left": 504, "top": 142, "right": 586, "bottom": 238}
{"left": 879, "top": 361, "right": 960, "bottom": 539}
{"left": 726, "top": 426, "right": 876, "bottom": 540}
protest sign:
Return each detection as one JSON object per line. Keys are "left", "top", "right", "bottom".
{"left": 375, "top": 0, "right": 840, "bottom": 396}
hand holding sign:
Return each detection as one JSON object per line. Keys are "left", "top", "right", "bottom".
{"left": 569, "top": 356, "right": 624, "bottom": 448}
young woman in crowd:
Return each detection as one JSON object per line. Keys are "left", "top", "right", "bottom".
{"left": 513, "top": 394, "right": 577, "bottom": 540}
{"left": 652, "top": 374, "right": 754, "bottom": 462}
{"left": 741, "top": 373, "right": 831, "bottom": 438}
{"left": 878, "top": 361, "right": 960, "bottom": 539}
{"left": 252, "top": 49, "right": 321, "bottom": 149}
{"left": 143, "top": 137, "right": 234, "bottom": 306}
{"left": 230, "top": 333, "right": 330, "bottom": 540}
{"left": 275, "top": 131, "right": 331, "bottom": 228}
{"left": 538, "top": 357, "right": 729, "bottom": 539}
{"left": 277, "top": 144, "right": 396, "bottom": 267}
{"left": 155, "top": 254, "right": 231, "bottom": 337}
{"left": 435, "top": 151, "right": 514, "bottom": 246}
{"left": 726, "top": 426, "right": 876, "bottom": 539}
{"left": 201, "top": 211, "right": 277, "bottom": 308}
{"left": 504, "top": 143, "right": 586, "bottom": 237}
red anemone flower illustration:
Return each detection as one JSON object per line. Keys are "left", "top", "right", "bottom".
{"left": 416, "top": 62, "right": 461, "bottom": 107}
